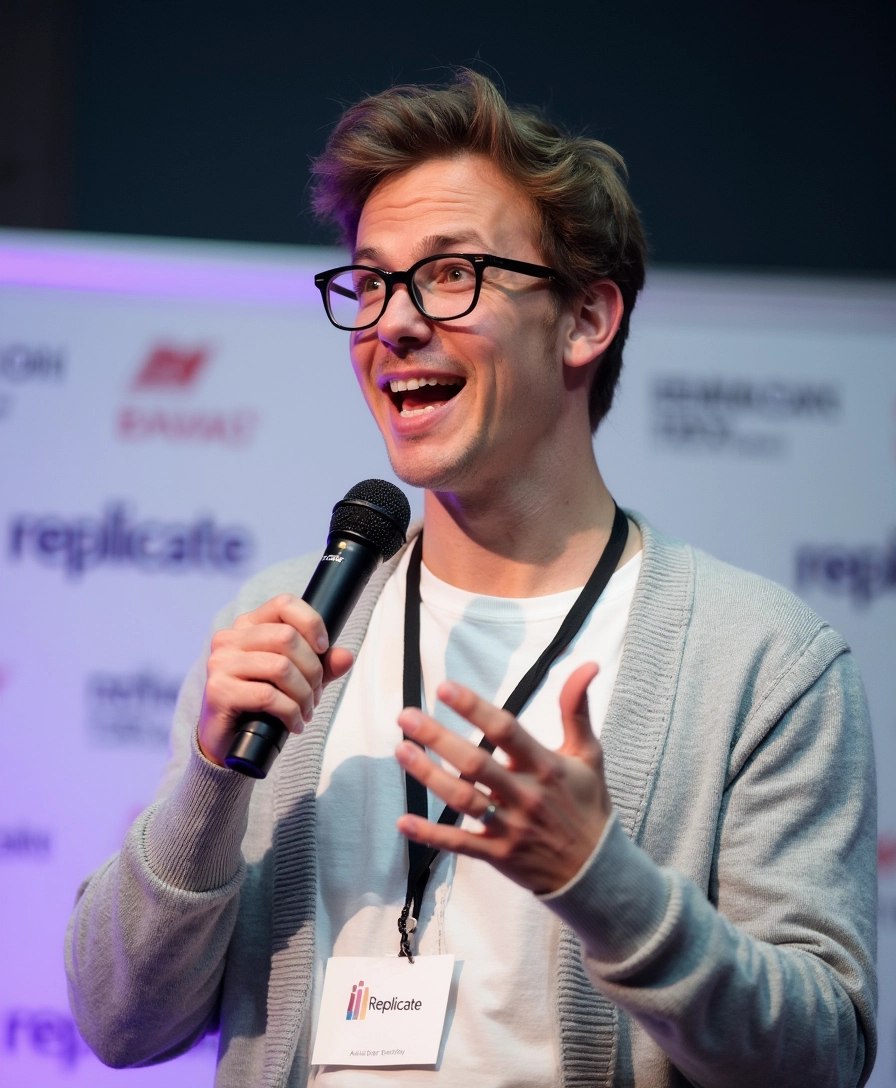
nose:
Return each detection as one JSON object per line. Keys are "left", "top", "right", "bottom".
{"left": 376, "top": 284, "right": 433, "bottom": 353}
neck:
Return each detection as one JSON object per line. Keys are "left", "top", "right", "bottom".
{"left": 421, "top": 456, "right": 637, "bottom": 597}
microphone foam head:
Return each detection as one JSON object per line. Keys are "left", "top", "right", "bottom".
{"left": 329, "top": 479, "right": 411, "bottom": 561}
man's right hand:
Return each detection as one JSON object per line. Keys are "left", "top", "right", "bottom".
{"left": 198, "top": 594, "right": 355, "bottom": 767}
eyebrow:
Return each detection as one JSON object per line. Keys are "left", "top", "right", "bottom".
{"left": 353, "top": 232, "right": 491, "bottom": 266}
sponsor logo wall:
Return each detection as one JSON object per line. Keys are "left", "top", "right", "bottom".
{"left": 8, "top": 503, "right": 254, "bottom": 577}
{"left": 1, "top": 232, "right": 893, "bottom": 1086}
{"left": 117, "top": 344, "right": 260, "bottom": 446}
{"left": 85, "top": 670, "right": 183, "bottom": 747}
{"left": 0, "top": 341, "right": 65, "bottom": 425}
{"left": 651, "top": 374, "right": 842, "bottom": 455}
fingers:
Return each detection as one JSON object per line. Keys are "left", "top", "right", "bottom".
{"left": 204, "top": 668, "right": 308, "bottom": 735}
{"left": 432, "top": 681, "right": 549, "bottom": 772}
{"left": 397, "top": 705, "right": 528, "bottom": 804}
{"left": 234, "top": 593, "right": 329, "bottom": 654}
{"left": 217, "top": 620, "right": 324, "bottom": 678}
{"left": 396, "top": 812, "right": 501, "bottom": 863}
{"left": 394, "top": 668, "right": 612, "bottom": 892}
{"left": 198, "top": 592, "right": 354, "bottom": 767}
{"left": 557, "top": 662, "right": 602, "bottom": 764}
{"left": 395, "top": 738, "right": 508, "bottom": 820}
{"left": 322, "top": 645, "right": 355, "bottom": 685}
{"left": 210, "top": 623, "right": 323, "bottom": 715}
{"left": 207, "top": 646, "right": 318, "bottom": 726}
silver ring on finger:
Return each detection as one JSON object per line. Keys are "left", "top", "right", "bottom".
{"left": 479, "top": 801, "right": 500, "bottom": 827}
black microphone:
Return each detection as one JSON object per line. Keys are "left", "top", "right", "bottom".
{"left": 225, "top": 479, "right": 411, "bottom": 778}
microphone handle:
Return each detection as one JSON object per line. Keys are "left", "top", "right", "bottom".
{"left": 224, "top": 535, "right": 380, "bottom": 778}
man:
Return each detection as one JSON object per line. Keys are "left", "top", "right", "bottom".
{"left": 66, "top": 72, "right": 877, "bottom": 1087}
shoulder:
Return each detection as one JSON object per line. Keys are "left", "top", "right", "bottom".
{"left": 629, "top": 512, "right": 852, "bottom": 708}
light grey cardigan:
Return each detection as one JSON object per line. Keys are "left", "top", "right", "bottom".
{"left": 66, "top": 515, "right": 878, "bottom": 1087}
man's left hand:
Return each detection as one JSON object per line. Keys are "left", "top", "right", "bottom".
{"left": 395, "top": 662, "right": 612, "bottom": 895}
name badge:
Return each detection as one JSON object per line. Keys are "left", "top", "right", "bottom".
{"left": 312, "top": 954, "right": 455, "bottom": 1067}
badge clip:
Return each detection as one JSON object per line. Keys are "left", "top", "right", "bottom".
{"left": 397, "top": 903, "right": 418, "bottom": 962}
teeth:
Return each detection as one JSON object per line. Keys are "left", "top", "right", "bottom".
{"left": 400, "top": 405, "right": 437, "bottom": 417}
{"left": 389, "top": 377, "right": 463, "bottom": 393}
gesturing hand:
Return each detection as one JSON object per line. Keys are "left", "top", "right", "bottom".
{"left": 198, "top": 594, "right": 354, "bottom": 768}
{"left": 395, "top": 661, "right": 612, "bottom": 895}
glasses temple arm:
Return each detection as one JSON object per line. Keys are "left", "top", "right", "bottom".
{"left": 328, "top": 282, "right": 357, "bottom": 301}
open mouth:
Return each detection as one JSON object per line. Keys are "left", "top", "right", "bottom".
{"left": 387, "top": 376, "right": 465, "bottom": 417}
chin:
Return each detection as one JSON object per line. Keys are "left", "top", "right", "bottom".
{"left": 386, "top": 442, "right": 481, "bottom": 494}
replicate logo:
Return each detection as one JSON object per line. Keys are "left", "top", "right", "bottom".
{"left": 117, "top": 343, "right": 260, "bottom": 446}
{"left": 3, "top": 1008, "right": 217, "bottom": 1069}
{"left": 345, "top": 981, "right": 422, "bottom": 1020}
{"left": 85, "top": 670, "right": 182, "bottom": 747}
{"left": 4, "top": 1009, "right": 90, "bottom": 1068}
{"left": 795, "top": 534, "right": 896, "bottom": 604}
{"left": 651, "top": 376, "right": 840, "bottom": 456}
{"left": 346, "top": 980, "right": 370, "bottom": 1021}
{"left": 132, "top": 344, "right": 209, "bottom": 389}
{"left": 7, "top": 502, "right": 254, "bottom": 578}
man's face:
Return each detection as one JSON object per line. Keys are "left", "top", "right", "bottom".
{"left": 349, "top": 154, "right": 571, "bottom": 496}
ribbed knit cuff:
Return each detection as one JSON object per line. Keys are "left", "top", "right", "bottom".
{"left": 142, "top": 738, "right": 255, "bottom": 893}
{"left": 539, "top": 811, "right": 672, "bottom": 968}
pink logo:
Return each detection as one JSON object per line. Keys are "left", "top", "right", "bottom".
{"left": 879, "top": 835, "right": 896, "bottom": 874}
{"left": 345, "top": 980, "right": 369, "bottom": 1021}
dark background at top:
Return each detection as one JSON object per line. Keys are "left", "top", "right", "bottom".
{"left": 2, "top": 0, "right": 894, "bottom": 273}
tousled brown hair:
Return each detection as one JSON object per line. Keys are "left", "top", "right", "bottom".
{"left": 312, "top": 70, "right": 647, "bottom": 429}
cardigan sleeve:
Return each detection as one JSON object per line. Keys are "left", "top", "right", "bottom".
{"left": 544, "top": 648, "right": 877, "bottom": 1088}
{"left": 65, "top": 552, "right": 330, "bottom": 1068}
{"left": 65, "top": 617, "right": 257, "bottom": 1068}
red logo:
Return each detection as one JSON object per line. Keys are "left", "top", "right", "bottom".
{"left": 117, "top": 342, "right": 259, "bottom": 446}
{"left": 132, "top": 345, "right": 209, "bottom": 389}
{"left": 880, "top": 835, "right": 896, "bottom": 874}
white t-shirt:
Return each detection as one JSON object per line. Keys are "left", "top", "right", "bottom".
{"left": 309, "top": 546, "right": 641, "bottom": 1085}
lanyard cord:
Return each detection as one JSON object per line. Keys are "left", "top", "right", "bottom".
{"left": 397, "top": 504, "right": 629, "bottom": 960}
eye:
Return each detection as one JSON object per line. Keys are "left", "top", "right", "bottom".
{"left": 352, "top": 270, "right": 385, "bottom": 296}
{"left": 440, "top": 263, "right": 474, "bottom": 284}
{"left": 423, "top": 258, "right": 476, "bottom": 291}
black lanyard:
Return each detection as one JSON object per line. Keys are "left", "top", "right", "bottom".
{"left": 397, "top": 503, "right": 629, "bottom": 959}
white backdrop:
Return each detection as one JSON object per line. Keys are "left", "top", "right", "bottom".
{"left": 1, "top": 229, "right": 893, "bottom": 1087}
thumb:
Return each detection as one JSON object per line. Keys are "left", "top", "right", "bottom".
{"left": 558, "top": 661, "right": 601, "bottom": 762}
{"left": 322, "top": 646, "right": 355, "bottom": 685}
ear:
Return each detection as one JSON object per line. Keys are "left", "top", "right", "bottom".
{"left": 562, "top": 280, "right": 624, "bottom": 370}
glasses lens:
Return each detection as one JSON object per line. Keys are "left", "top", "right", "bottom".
{"left": 412, "top": 257, "right": 477, "bottom": 319}
{"left": 327, "top": 268, "right": 386, "bottom": 329}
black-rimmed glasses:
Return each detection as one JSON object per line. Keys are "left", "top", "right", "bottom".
{"left": 314, "top": 253, "right": 557, "bottom": 331}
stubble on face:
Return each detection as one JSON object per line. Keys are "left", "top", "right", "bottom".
{"left": 381, "top": 309, "right": 563, "bottom": 499}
